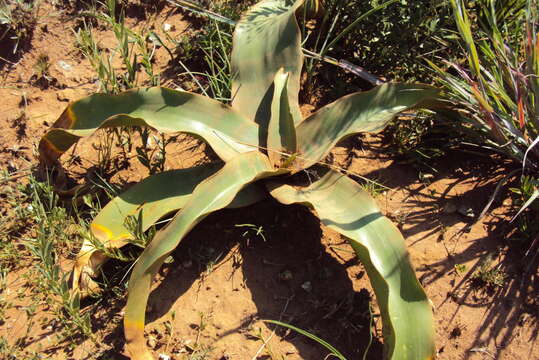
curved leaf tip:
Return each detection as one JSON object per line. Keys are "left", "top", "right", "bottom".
{"left": 38, "top": 87, "right": 260, "bottom": 167}
{"left": 295, "top": 83, "right": 442, "bottom": 169}
{"left": 231, "top": 0, "right": 304, "bottom": 125}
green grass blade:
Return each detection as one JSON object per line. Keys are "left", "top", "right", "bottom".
{"left": 527, "top": 0, "right": 539, "bottom": 118}
{"left": 39, "top": 87, "right": 259, "bottom": 165}
{"left": 295, "top": 83, "right": 441, "bottom": 168}
{"left": 511, "top": 188, "right": 539, "bottom": 222}
{"left": 123, "top": 151, "right": 277, "bottom": 360}
{"left": 264, "top": 320, "right": 347, "bottom": 360}
{"left": 450, "top": 0, "right": 481, "bottom": 77}
{"left": 268, "top": 171, "right": 435, "bottom": 360}
{"left": 267, "top": 68, "right": 297, "bottom": 168}
{"left": 231, "top": 0, "right": 304, "bottom": 126}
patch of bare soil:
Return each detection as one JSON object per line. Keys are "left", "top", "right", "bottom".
{"left": 0, "top": 2, "right": 537, "bottom": 360}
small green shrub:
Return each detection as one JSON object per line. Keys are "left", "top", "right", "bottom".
{"left": 429, "top": 0, "right": 539, "bottom": 241}
{"left": 431, "top": 0, "right": 538, "bottom": 170}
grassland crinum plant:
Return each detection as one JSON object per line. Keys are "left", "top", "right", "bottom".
{"left": 38, "top": 1, "right": 441, "bottom": 359}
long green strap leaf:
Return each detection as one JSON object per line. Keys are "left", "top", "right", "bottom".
{"left": 91, "top": 164, "right": 221, "bottom": 244}
{"left": 267, "top": 68, "right": 298, "bottom": 168}
{"left": 268, "top": 170, "right": 435, "bottom": 360}
{"left": 39, "top": 87, "right": 259, "bottom": 165}
{"left": 295, "top": 83, "right": 441, "bottom": 168}
{"left": 73, "top": 164, "right": 220, "bottom": 291}
{"left": 73, "top": 164, "right": 267, "bottom": 293}
{"left": 231, "top": 0, "right": 304, "bottom": 127}
{"left": 124, "top": 151, "right": 276, "bottom": 360}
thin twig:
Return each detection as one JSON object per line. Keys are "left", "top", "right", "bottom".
{"left": 468, "top": 347, "right": 496, "bottom": 359}
{"left": 0, "top": 55, "right": 18, "bottom": 65}
{"left": 166, "top": 0, "right": 236, "bottom": 25}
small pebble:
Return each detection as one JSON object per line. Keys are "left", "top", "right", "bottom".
{"left": 7, "top": 161, "right": 16, "bottom": 173}
{"left": 163, "top": 23, "right": 175, "bottom": 32}
{"left": 420, "top": 173, "right": 434, "bottom": 181}
{"left": 57, "top": 60, "right": 72, "bottom": 71}
{"left": 301, "top": 281, "right": 312, "bottom": 292}
{"left": 457, "top": 205, "right": 475, "bottom": 218}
